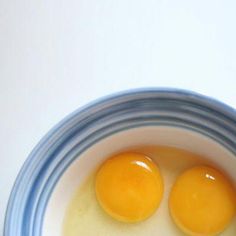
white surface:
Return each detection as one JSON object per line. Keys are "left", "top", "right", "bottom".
{"left": 44, "top": 127, "right": 236, "bottom": 236}
{"left": 0, "top": 0, "right": 236, "bottom": 233}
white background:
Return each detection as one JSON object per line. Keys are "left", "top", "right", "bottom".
{"left": 0, "top": 0, "right": 236, "bottom": 234}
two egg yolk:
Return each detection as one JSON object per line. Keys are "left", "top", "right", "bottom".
{"left": 169, "top": 166, "right": 236, "bottom": 236}
{"left": 95, "top": 153, "right": 236, "bottom": 236}
{"left": 95, "top": 152, "right": 164, "bottom": 222}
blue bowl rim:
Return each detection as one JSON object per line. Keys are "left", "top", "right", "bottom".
{"left": 4, "top": 87, "right": 236, "bottom": 236}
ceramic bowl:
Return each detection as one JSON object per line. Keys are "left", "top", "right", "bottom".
{"left": 4, "top": 88, "right": 236, "bottom": 236}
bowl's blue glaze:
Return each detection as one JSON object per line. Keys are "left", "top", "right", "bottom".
{"left": 4, "top": 88, "right": 236, "bottom": 236}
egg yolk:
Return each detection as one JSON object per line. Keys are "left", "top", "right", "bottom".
{"left": 95, "top": 152, "right": 163, "bottom": 223}
{"left": 169, "top": 166, "right": 236, "bottom": 236}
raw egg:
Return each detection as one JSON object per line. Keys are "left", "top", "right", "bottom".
{"left": 95, "top": 152, "right": 164, "bottom": 223}
{"left": 63, "top": 146, "right": 236, "bottom": 236}
{"left": 169, "top": 166, "right": 236, "bottom": 236}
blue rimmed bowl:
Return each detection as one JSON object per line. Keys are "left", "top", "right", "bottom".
{"left": 4, "top": 88, "right": 236, "bottom": 236}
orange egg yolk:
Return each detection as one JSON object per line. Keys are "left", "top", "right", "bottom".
{"left": 169, "top": 166, "right": 236, "bottom": 236}
{"left": 95, "top": 152, "right": 163, "bottom": 223}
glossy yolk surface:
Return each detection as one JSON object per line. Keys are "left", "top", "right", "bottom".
{"left": 95, "top": 152, "right": 163, "bottom": 223}
{"left": 169, "top": 166, "right": 236, "bottom": 236}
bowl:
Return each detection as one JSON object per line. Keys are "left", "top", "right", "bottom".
{"left": 4, "top": 88, "right": 236, "bottom": 236}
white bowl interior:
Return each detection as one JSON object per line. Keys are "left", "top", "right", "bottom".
{"left": 43, "top": 126, "right": 236, "bottom": 236}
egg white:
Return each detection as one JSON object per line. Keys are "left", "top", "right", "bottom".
{"left": 63, "top": 146, "right": 236, "bottom": 236}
